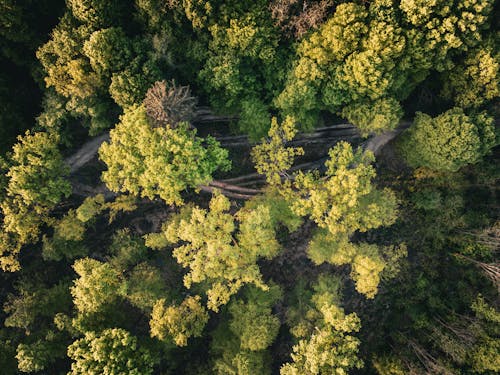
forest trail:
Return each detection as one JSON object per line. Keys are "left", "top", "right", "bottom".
{"left": 66, "top": 120, "right": 410, "bottom": 175}
{"left": 66, "top": 119, "right": 412, "bottom": 199}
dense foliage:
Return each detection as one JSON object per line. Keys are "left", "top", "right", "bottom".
{"left": 0, "top": 0, "right": 498, "bottom": 374}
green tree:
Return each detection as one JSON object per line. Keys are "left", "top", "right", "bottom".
{"left": 16, "top": 333, "right": 67, "bottom": 373}
{"left": 70, "top": 258, "right": 121, "bottom": 314}
{"left": 146, "top": 193, "right": 280, "bottom": 311}
{"left": 251, "top": 116, "right": 304, "bottom": 185}
{"left": 276, "top": 0, "right": 495, "bottom": 133}
{"left": 99, "top": 104, "right": 230, "bottom": 205}
{"left": 0, "top": 131, "right": 70, "bottom": 271}
{"left": 287, "top": 142, "right": 397, "bottom": 236}
{"left": 441, "top": 43, "right": 499, "bottom": 108}
{"left": 150, "top": 295, "right": 208, "bottom": 346}
{"left": 341, "top": 97, "right": 403, "bottom": 137}
{"left": 67, "top": 0, "right": 126, "bottom": 28}
{"left": 282, "top": 275, "right": 363, "bottom": 374}
{"left": 42, "top": 209, "right": 88, "bottom": 261}
{"left": 211, "top": 285, "right": 282, "bottom": 375}
{"left": 399, "top": 108, "right": 497, "bottom": 172}
{"left": 67, "top": 328, "right": 156, "bottom": 375}
{"left": 122, "top": 263, "right": 167, "bottom": 312}
{"left": 197, "top": 1, "right": 287, "bottom": 138}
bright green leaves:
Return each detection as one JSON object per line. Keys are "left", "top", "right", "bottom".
{"left": 0, "top": 131, "right": 70, "bottom": 271}
{"left": 71, "top": 258, "right": 120, "bottom": 314}
{"left": 252, "top": 120, "right": 399, "bottom": 299}
{"left": 211, "top": 285, "right": 282, "bottom": 375}
{"left": 341, "top": 97, "right": 403, "bottom": 137}
{"left": 228, "top": 286, "right": 282, "bottom": 351}
{"left": 99, "top": 105, "right": 230, "bottom": 205}
{"left": 198, "top": 3, "right": 285, "bottom": 138}
{"left": 399, "top": 108, "right": 497, "bottom": 172}
{"left": 5, "top": 131, "right": 70, "bottom": 210}
{"left": 67, "top": 328, "right": 156, "bottom": 375}
{"left": 441, "top": 44, "right": 500, "bottom": 108}
{"left": 277, "top": 0, "right": 496, "bottom": 134}
{"left": 252, "top": 116, "right": 304, "bottom": 185}
{"left": 148, "top": 193, "right": 280, "bottom": 311}
{"left": 67, "top": 0, "right": 125, "bottom": 28}
{"left": 150, "top": 295, "right": 208, "bottom": 346}
{"left": 281, "top": 275, "right": 363, "bottom": 375}
{"left": 83, "top": 27, "right": 132, "bottom": 74}
{"left": 290, "top": 142, "right": 397, "bottom": 237}
{"left": 307, "top": 233, "right": 404, "bottom": 299}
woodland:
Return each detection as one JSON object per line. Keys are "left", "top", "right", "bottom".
{"left": 0, "top": 0, "right": 499, "bottom": 374}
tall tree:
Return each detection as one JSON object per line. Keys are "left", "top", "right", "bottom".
{"left": 99, "top": 104, "right": 230, "bottom": 205}
{"left": 399, "top": 108, "right": 496, "bottom": 172}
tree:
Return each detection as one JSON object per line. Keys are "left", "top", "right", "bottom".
{"left": 287, "top": 142, "right": 397, "bottom": 236}
{"left": 67, "top": 0, "right": 126, "bottom": 28}
{"left": 146, "top": 193, "right": 280, "bottom": 311}
{"left": 70, "top": 258, "right": 121, "bottom": 314}
{"left": 252, "top": 116, "right": 304, "bottom": 186}
{"left": 122, "top": 263, "right": 168, "bottom": 312}
{"left": 211, "top": 285, "right": 282, "bottom": 375}
{"left": 441, "top": 43, "right": 499, "bottom": 108}
{"left": 42, "top": 209, "right": 88, "bottom": 261}
{"left": 0, "top": 131, "right": 70, "bottom": 271}
{"left": 399, "top": 108, "right": 496, "bottom": 172}
{"left": 228, "top": 285, "right": 282, "bottom": 351}
{"left": 143, "top": 80, "right": 197, "bottom": 127}
{"left": 276, "top": 0, "right": 496, "bottom": 133}
{"left": 16, "top": 334, "right": 67, "bottom": 373}
{"left": 99, "top": 104, "right": 230, "bottom": 205}
{"left": 253, "top": 121, "right": 399, "bottom": 298}
{"left": 150, "top": 295, "right": 208, "bottom": 346}
{"left": 197, "top": 1, "right": 287, "bottom": 138}
{"left": 282, "top": 275, "right": 363, "bottom": 374}
{"left": 67, "top": 328, "right": 156, "bottom": 375}
{"left": 341, "top": 97, "right": 402, "bottom": 137}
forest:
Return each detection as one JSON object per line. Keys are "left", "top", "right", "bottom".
{"left": 0, "top": 0, "right": 499, "bottom": 374}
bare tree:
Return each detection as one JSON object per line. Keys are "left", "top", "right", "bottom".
{"left": 143, "top": 80, "right": 197, "bottom": 127}
{"left": 270, "top": 0, "right": 333, "bottom": 38}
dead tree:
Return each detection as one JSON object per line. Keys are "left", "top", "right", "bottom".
{"left": 143, "top": 80, "right": 197, "bottom": 127}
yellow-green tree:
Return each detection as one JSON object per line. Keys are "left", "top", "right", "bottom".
{"left": 146, "top": 193, "right": 280, "bottom": 311}
{"left": 150, "top": 295, "right": 209, "bottom": 347}
{"left": 282, "top": 275, "right": 363, "bottom": 374}
{"left": 99, "top": 104, "right": 230, "bottom": 205}
{"left": 67, "top": 328, "right": 156, "bottom": 375}
{"left": 399, "top": 108, "right": 496, "bottom": 172}
{"left": 0, "top": 131, "right": 70, "bottom": 271}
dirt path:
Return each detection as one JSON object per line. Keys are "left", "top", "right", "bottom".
{"left": 65, "top": 133, "right": 110, "bottom": 174}
{"left": 66, "top": 119, "right": 412, "bottom": 199}
{"left": 363, "top": 121, "right": 411, "bottom": 156}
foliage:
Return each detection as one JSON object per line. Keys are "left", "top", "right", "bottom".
{"left": 341, "top": 97, "right": 403, "bottom": 137}
{"left": 150, "top": 295, "right": 208, "bottom": 346}
{"left": 211, "top": 285, "right": 282, "bottom": 375}
{"left": 70, "top": 258, "right": 121, "bottom": 314}
{"left": 122, "top": 263, "right": 167, "bottom": 311}
{"left": 99, "top": 104, "right": 230, "bottom": 205}
{"left": 197, "top": 1, "right": 287, "bottom": 137}
{"left": 276, "top": 0, "right": 496, "bottom": 132}
{"left": 288, "top": 142, "right": 398, "bottom": 236}
{"left": 228, "top": 285, "right": 282, "bottom": 351}
{"left": 399, "top": 108, "right": 497, "bottom": 171}
{"left": 282, "top": 275, "right": 363, "bottom": 374}
{"left": 441, "top": 42, "right": 500, "bottom": 108}
{"left": 149, "top": 193, "right": 280, "bottom": 311}
{"left": 0, "top": 131, "right": 70, "bottom": 270}
{"left": 67, "top": 328, "right": 156, "bottom": 375}
{"left": 252, "top": 116, "right": 304, "bottom": 185}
